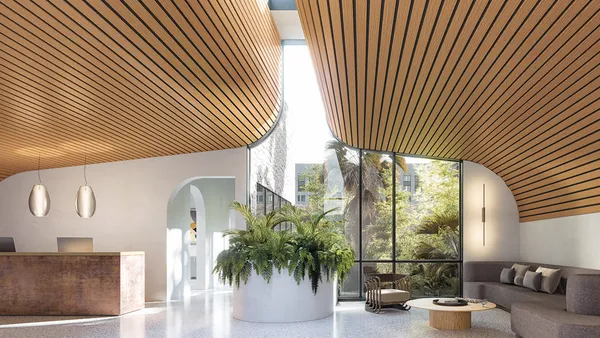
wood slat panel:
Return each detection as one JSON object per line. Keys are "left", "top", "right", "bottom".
{"left": 298, "top": 0, "right": 600, "bottom": 222}
{"left": 0, "top": 0, "right": 281, "bottom": 181}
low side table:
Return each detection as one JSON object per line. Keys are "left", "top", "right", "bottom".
{"left": 405, "top": 298, "right": 496, "bottom": 330}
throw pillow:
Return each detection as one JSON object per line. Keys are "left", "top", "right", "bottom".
{"left": 515, "top": 276, "right": 524, "bottom": 286}
{"left": 523, "top": 271, "right": 542, "bottom": 291}
{"left": 536, "top": 267, "right": 562, "bottom": 294}
{"left": 512, "top": 263, "right": 531, "bottom": 285}
{"left": 500, "top": 268, "right": 516, "bottom": 284}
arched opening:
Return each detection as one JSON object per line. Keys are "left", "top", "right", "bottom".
{"left": 166, "top": 177, "right": 235, "bottom": 301}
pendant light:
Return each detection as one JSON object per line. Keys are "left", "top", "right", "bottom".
{"left": 75, "top": 152, "right": 96, "bottom": 218}
{"left": 29, "top": 156, "right": 51, "bottom": 217}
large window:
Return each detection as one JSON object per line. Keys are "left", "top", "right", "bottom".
{"left": 300, "top": 146, "right": 461, "bottom": 299}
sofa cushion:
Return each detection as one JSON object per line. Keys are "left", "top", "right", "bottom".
{"left": 464, "top": 282, "right": 566, "bottom": 310}
{"left": 524, "top": 271, "right": 542, "bottom": 292}
{"left": 380, "top": 289, "right": 410, "bottom": 303}
{"left": 567, "top": 274, "right": 600, "bottom": 316}
{"left": 537, "top": 267, "right": 562, "bottom": 294}
{"left": 500, "top": 268, "right": 516, "bottom": 284}
{"left": 512, "top": 263, "right": 530, "bottom": 285}
{"left": 512, "top": 302, "right": 600, "bottom": 338}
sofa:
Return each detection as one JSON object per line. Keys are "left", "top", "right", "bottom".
{"left": 464, "top": 261, "right": 600, "bottom": 338}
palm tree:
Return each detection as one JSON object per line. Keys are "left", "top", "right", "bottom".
{"left": 324, "top": 141, "right": 407, "bottom": 257}
{"left": 412, "top": 208, "right": 460, "bottom": 296}
{"left": 415, "top": 209, "right": 459, "bottom": 259}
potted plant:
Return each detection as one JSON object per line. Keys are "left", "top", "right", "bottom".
{"left": 213, "top": 202, "right": 354, "bottom": 322}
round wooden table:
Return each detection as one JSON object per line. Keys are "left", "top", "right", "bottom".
{"left": 406, "top": 298, "right": 496, "bottom": 330}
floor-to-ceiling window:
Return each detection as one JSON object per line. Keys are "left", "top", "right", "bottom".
{"left": 249, "top": 42, "right": 462, "bottom": 300}
{"left": 311, "top": 146, "right": 461, "bottom": 300}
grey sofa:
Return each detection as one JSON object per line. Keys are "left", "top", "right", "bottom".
{"left": 464, "top": 261, "right": 600, "bottom": 338}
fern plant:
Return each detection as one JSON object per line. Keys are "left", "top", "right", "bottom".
{"left": 213, "top": 202, "right": 354, "bottom": 295}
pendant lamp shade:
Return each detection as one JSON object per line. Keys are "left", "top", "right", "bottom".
{"left": 76, "top": 185, "right": 96, "bottom": 218}
{"left": 29, "top": 184, "right": 51, "bottom": 217}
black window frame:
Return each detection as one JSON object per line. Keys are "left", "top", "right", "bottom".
{"left": 343, "top": 150, "right": 463, "bottom": 301}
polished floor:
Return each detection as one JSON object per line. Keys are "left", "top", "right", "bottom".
{"left": 0, "top": 290, "right": 514, "bottom": 338}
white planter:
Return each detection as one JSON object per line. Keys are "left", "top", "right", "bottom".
{"left": 232, "top": 268, "right": 336, "bottom": 322}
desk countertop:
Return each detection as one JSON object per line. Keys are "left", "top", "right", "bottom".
{"left": 0, "top": 251, "right": 144, "bottom": 256}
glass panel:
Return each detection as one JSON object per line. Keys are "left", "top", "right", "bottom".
{"left": 274, "top": 195, "right": 281, "bottom": 211}
{"left": 395, "top": 157, "right": 460, "bottom": 260}
{"left": 339, "top": 263, "right": 360, "bottom": 299}
{"left": 361, "top": 152, "right": 393, "bottom": 260}
{"left": 396, "top": 263, "right": 460, "bottom": 297}
{"left": 297, "top": 176, "right": 306, "bottom": 192}
{"left": 265, "top": 190, "right": 273, "bottom": 214}
{"left": 324, "top": 142, "right": 360, "bottom": 255}
{"left": 256, "top": 184, "right": 265, "bottom": 216}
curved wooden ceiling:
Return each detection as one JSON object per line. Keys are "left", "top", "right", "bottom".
{"left": 297, "top": 0, "right": 600, "bottom": 222}
{"left": 0, "top": 0, "right": 281, "bottom": 182}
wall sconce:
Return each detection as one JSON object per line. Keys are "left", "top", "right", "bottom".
{"left": 482, "top": 184, "right": 486, "bottom": 246}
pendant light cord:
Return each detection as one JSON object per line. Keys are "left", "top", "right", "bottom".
{"left": 37, "top": 155, "right": 41, "bottom": 184}
{"left": 84, "top": 152, "right": 88, "bottom": 186}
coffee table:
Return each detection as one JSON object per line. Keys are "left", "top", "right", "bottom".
{"left": 405, "top": 298, "right": 496, "bottom": 330}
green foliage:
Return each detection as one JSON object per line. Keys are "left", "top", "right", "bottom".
{"left": 213, "top": 202, "right": 355, "bottom": 295}
{"left": 300, "top": 140, "right": 461, "bottom": 297}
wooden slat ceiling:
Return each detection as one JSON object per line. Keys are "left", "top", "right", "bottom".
{"left": 0, "top": 0, "right": 281, "bottom": 181}
{"left": 297, "top": 0, "right": 600, "bottom": 222}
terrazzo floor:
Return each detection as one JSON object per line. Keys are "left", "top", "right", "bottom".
{"left": 0, "top": 290, "right": 514, "bottom": 338}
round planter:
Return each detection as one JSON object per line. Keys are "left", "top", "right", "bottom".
{"left": 232, "top": 268, "right": 335, "bottom": 322}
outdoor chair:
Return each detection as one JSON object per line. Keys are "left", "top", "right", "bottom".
{"left": 364, "top": 274, "right": 412, "bottom": 313}
{"left": 363, "top": 267, "right": 405, "bottom": 291}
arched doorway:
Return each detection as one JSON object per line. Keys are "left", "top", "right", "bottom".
{"left": 166, "top": 177, "right": 235, "bottom": 301}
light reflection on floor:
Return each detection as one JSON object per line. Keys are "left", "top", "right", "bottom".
{"left": 0, "top": 290, "right": 513, "bottom": 338}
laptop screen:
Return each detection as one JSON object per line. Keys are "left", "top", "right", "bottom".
{"left": 0, "top": 237, "right": 16, "bottom": 252}
{"left": 57, "top": 237, "right": 94, "bottom": 253}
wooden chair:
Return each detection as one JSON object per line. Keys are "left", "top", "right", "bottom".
{"left": 364, "top": 274, "right": 412, "bottom": 313}
{"left": 362, "top": 267, "right": 400, "bottom": 291}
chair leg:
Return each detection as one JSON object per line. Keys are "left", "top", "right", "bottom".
{"left": 388, "top": 303, "right": 411, "bottom": 311}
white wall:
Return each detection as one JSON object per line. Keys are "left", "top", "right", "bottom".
{"left": 0, "top": 147, "right": 247, "bottom": 301}
{"left": 463, "top": 161, "right": 520, "bottom": 262}
{"left": 521, "top": 213, "right": 600, "bottom": 269}
{"left": 167, "top": 182, "right": 192, "bottom": 301}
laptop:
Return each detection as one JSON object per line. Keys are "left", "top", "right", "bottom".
{"left": 0, "top": 237, "right": 16, "bottom": 252}
{"left": 57, "top": 237, "right": 94, "bottom": 253}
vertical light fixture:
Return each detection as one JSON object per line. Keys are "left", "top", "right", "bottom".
{"left": 29, "top": 155, "right": 51, "bottom": 217}
{"left": 482, "top": 184, "right": 486, "bottom": 246}
{"left": 75, "top": 152, "right": 96, "bottom": 218}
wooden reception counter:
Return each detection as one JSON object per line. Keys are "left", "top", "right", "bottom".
{"left": 0, "top": 252, "right": 144, "bottom": 316}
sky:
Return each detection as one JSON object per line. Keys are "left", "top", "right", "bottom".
{"left": 283, "top": 44, "right": 332, "bottom": 164}
{"left": 283, "top": 44, "right": 431, "bottom": 166}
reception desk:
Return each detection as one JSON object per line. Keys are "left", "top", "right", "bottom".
{"left": 0, "top": 252, "right": 144, "bottom": 316}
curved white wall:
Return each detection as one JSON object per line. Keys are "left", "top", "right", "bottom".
{"left": 521, "top": 213, "right": 600, "bottom": 269}
{"left": 0, "top": 148, "right": 247, "bottom": 301}
{"left": 463, "top": 161, "right": 520, "bottom": 262}
{"left": 233, "top": 269, "right": 335, "bottom": 322}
